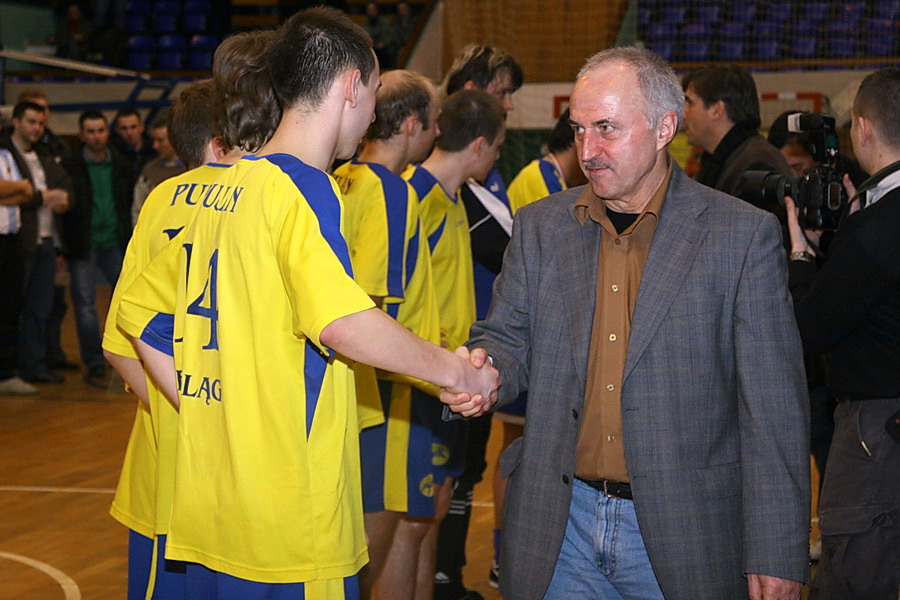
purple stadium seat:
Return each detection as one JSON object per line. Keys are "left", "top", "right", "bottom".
{"left": 153, "top": 13, "right": 178, "bottom": 33}
{"left": 154, "top": 0, "right": 180, "bottom": 14}
{"left": 126, "top": 0, "right": 151, "bottom": 15}
{"left": 791, "top": 36, "right": 817, "bottom": 59}
{"left": 874, "top": 0, "right": 900, "bottom": 19}
{"left": 792, "top": 20, "right": 820, "bottom": 36}
{"left": 694, "top": 3, "right": 721, "bottom": 24}
{"left": 660, "top": 5, "right": 688, "bottom": 24}
{"left": 188, "top": 34, "right": 219, "bottom": 70}
{"left": 182, "top": 12, "right": 208, "bottom": 33}
{"left": 125, "top": 13, "right": 145, "bottom": 33}
{"left": 684, "top": 40, "right": 710, "bottom": 61}
{"left": 730, "top": 3, "right": 757, "bottom": 23}
{"left": 127, "top": 35, "right": 156, "bottom": 71}
{"left": 647, "top": 22, "right": 678, "bottom": 41}
{"left": 754, "top": 21, "right": 783, "bottom": 39}
{"left": 866, "top": 35, "right": 895, "bottom": 57}
{"left": 718, "top": 39, "right": 745, "bottom": 61}
{"left": 647, "top": 41, "right": 674, "bottom": 61}
{"left": 828, "top": 37, "right": 856, "bottom": 58}
{"left": 754, "top": 38, "right": 780, "bottom": 60}
{"left": 838, "top": 2, "right": 866, "bottom": 23}
{"left": 766, "top": 3, "right": 793, "bottom": 22}
{"left": 718, "top": 22, "right": 748, "bottom": 41}
{"left": 682, "top": 23, "right": 711, "bottom": 40}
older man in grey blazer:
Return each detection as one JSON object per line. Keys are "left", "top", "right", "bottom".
{"left": 447, "top": 47, "right": 810, "bottom": 600}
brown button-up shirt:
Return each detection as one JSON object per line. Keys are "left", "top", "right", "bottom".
{"left": 573, "top": 159, "right": 673, "bottom": 482}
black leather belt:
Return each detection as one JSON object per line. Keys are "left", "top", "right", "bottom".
{"left": 577, "top": 477, "right": 633, "bottom": 500}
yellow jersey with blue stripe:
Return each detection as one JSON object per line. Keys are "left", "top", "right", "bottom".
{"left": 335, "top": 159, "right": 442, "bottom": 514}
{"left": 403, "top": 163, "right": 475, "bottom": 350}
{"left": 104, "top": 163, "right": 230, "bottom": 538}
{"left": 117, "top": 154, "right": 375, "bottom": 583}
{"left": 508, "top": 157, "right": 566, "bottom": 215}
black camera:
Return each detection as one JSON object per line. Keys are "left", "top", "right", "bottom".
{"left": 738, "top": 113, "right": 848, "bottom": 230}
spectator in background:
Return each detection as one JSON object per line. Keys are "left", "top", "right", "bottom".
{"left": 681, "top": 65, "right": 791, "bottom": 197}
{"left": 1, "top": 148, "right": 38, "bottom": 395}
{"left": 61, "top": 110, "right": 134, "bottom": 388}
{"left": 131, "top": 116, "right": 186, "bottom": 225}
{"left": 363, "top": 2, "right": 395, "bottom": 69}
{"left": 51, "top": 3, "right": 94, "bottom": 61}
{"left": 0, "top": 101, "right": 72, "bottom": 385}
{"left": 111, "top": 108, "right": 156, "bottom": 180}
{"left": 14, "top": 90, "right": 78, "bottom": 372}
{"left": 390, "top": 1, "right": 415, "bottom": 65}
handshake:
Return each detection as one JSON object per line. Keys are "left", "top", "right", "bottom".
{"left": 440, "top": 347, "right": 499, "bottom": 419}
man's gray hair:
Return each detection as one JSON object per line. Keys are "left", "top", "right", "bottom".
{"left": 577, "top": 46, "right": 684, "bottom": 129}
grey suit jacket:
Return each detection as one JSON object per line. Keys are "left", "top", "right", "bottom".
{"left": 469, "top": 165, "right": 810, "bottom": 600}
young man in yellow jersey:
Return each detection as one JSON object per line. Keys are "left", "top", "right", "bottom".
{"left": 333, "top": 69, "right": 442, "bottom": 600}
{"left": 116, "top": 8, "right": 498, "bottom": 600}
{"left": 103, "top": 30, "right": 280, "bottom": 600}
{"left": 403, "top": 88, "right": 507, "bottom": 600}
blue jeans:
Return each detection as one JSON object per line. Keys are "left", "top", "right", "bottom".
{"left": 68, "top": 247, "right": 123, "bottom": 368}
{"left": 544, "top": 479, "right": 665, "bottom": 600}
{"left": 18, "top": 238, "right": 56, "bottom": 377}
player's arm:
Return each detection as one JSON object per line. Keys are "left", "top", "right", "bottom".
{"left": 321, "top": 307, "right": 499, "bottom": 417}
{"left": 130, "top": 339, "right": 179, "bottom": 409}
{"left": 103, "top": 350, "right": 150, "bottom": 405}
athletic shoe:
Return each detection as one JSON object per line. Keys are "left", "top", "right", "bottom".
{"left": 488, "top": 559, "right": 499, "bottom": 588}
{"left": 22, "top": 371, "right": 65, "bottom": 384}
{"left": 0, "top": 376, "right": 39, "bottom": 395}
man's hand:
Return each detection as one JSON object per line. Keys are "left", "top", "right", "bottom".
{"left": 843, "top": 173, "right": 861, "bottom": 216}
{"left": 440, "top": 346, "right": 499, "bottom": 418}
{"left": 43, "top": 188, "right": 69, "bottom": 213}
{"left": 747, "top": 573, "right": 802, "bottom": 600}
{"left": 784, "top": 196, "right": 821, "bottom": 255}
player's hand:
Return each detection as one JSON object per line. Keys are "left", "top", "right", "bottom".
{"left": 440, "top": 346, "right": 500, "bottom": 418}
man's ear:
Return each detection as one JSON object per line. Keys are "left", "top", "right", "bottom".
{"left": 403, "top": 114, "right": 421, "bottom": 136}
{"left": 462, "top": 80, "right": 479, "bottom": 92}
{"left": 210, "top": 136, "right": 228, "bottom": 160}
{"left": 710, "top": 100, "right": 727, "bottom": 121}
{"left": 469, "top": 135, "right": 486, "bottom": 156}
{"left": 854, "top": 114, "right": 874, "bottom": 149}
{"left": 346, "top": 69, "right": 363, "bottom": 108}
{"left": 657, "top": 110, "right": 678, "bottom": 149}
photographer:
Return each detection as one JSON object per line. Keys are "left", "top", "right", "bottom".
{"left": 786, "top": 68, "right": 900, "bottom": 600}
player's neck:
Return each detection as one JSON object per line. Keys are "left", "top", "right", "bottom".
{"left": 358, "top": 139, "right": 407, "bottom": 175}
{"left": 421, "top": 150, "right": 471, "bottom": 197}
{"left": 258, "top": 111, "right": 339, "bottom": 172}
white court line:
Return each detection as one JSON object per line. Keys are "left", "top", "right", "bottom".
{"left": 0, "top": 551, "right": 82, "bottom": 600}
{"left": 0, "top": 486, "right": 114, "bottom": 494}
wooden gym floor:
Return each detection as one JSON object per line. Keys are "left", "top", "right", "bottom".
{"left": 0, "top": 286, "right": 817, "bottom": 600}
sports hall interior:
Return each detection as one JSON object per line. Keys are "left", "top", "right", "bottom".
{"left": 1, "top": 0, "right": 897, "bottom": 598}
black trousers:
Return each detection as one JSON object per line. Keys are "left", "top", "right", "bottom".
{"left": 0, "top": 234, "right": 24, "bottom": 380}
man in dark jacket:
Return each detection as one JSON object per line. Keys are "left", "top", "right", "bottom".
{"left": 786, "top": 67, "right": 900, "bottom": 600}
{"left": 0, "top": 101, "right": 73, "bottom": 384}
{"left": 61, "top": 110, "right": 133, "bottom": 387}
{"left": 681, "top": 65, "right": 791, "bottom": 197}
